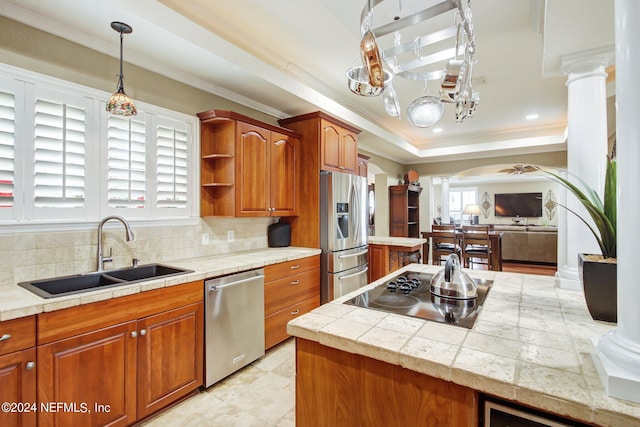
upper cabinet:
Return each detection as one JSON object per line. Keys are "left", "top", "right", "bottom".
{"left": 320, "top": 118, "right": 358, "bottom": 174}
{"left": 198, "top": 110, "right": 300, "bottom": 217}
{"left": 279, "top": 112, "right": 361, "bottom": 176}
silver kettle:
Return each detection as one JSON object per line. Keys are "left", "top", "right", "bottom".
{"left": 430, "top": 254, "right": 478, "bottom": 299}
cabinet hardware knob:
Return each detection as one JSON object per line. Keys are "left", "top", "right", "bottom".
{"left": 0, "top": 333, "right": 11, "bottom": 342}
{"left": 140, "top": 329, "right": 147, "bottom": 336}
{"left": 290, "top": 310, "right": 300, "bottom": 315}
{"left": 131, "top": 331, "right": 138, "bottom": 338}
{"left": 290, "top": 264, "right": 300, "bottom": 269}
{"left": 290, "top": 280, "right": 300, "bottom": 285}
{"left": 26, "top": 361, "right": 35, "bottom": 370}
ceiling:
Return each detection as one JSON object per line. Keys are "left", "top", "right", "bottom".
{"left": 0, "top": 0, "right": 615, "bottom": 165}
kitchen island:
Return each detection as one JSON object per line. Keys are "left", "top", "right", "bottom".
{"left": 287, "top": 264, "right": 640, "bottom": 426}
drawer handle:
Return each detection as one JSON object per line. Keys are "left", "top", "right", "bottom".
{"left": 290, "top": 264, "right": 300, "bottom": 270}
{"left": 26, "top": 361, "right": 35, "bottom": 370}
{"left": 131, "top": 331, "right": 138, "bottom": 338}
{"left": 0, "top": 333, "right": 11, "bottom": 342}
{"left": 290, "top": 280, "right": 300, "bottom": 285}
{"left": 140, "top": 329, "right": 147, "bottom": 336}
{"left": 290, "top": 310, "right": 300, "bottom": 315}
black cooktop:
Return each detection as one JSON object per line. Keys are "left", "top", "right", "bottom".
{"left": 344, "top": 271, "right": 493, "bottom": 329}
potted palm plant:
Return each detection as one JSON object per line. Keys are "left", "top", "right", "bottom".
{"left": 535, "top": 156, "right": 617, "bottom": 322}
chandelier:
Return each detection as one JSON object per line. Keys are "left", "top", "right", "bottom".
{"left": 106, "top": 21, "right": 137, "bottom": 116}
{"left": 347, "top": 0, "right": 478, "bottom": 128}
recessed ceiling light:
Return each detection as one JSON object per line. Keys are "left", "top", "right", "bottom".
{"left": 432, "top": 127, "right": 443, "bottom": 133}
{"left": 526, "top": 114, "right": 539, "bottom": 120}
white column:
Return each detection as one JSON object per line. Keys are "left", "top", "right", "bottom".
{"left": 556, "top": 58, "right": 609, "bottom": 290}
{"left": 440, "top": 177, "right": 450, "bottom": 224}
{"left": 592, "top": 0, "right": 640, "bottom": 403}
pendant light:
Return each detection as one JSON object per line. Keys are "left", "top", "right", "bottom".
{"left": 106, "top": 21, "right": 137, "bottom": 116}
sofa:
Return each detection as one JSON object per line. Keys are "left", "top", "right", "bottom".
{"left": 493, "top": 225, "right": 558, "bottom": 264}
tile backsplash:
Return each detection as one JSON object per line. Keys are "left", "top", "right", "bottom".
{"left": 0, "top": 217, "right": 277, "bottom": 287}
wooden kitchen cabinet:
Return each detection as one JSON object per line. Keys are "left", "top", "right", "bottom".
{"left": 264, "top": 255, "right": 320, "bottom": 350}
{"left": 389, "top": 184, "right": 422, "bottom": 238}
{"left": 278, "top": 112, "right": 361, "bottom": 248}
{"left": 198, "top": 109, "right": 300, "bottom": 217}
{"left": 320, "top": 118, "right": 358, "bottom": 174}
{"left": 357, "top": 153, "right": 369, "bottom": 178}
{"left": 37, "top": 280, "right": 203, "bottom": 427}
{"left": 0, "top": 316, "right": 37, "bottom": 427}
{"left": 236, "top": 121, "right": 299, "bottom": 216}
{"left": 296, "top": 338, "right": 478, "bottom": 427}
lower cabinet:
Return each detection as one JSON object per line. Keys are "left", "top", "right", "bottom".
{"left": 0, "top": 315, "right": 37, "bottom": 427}
{"left": 36, "top": 281, "right": 204, "bottom": 427}
{"left": 264, "top": 255, "right": 320, "bottom": 350}
{"left": 296, "top": 338, "right": 478, "bottom": 427}
{"left": 0, "top": 348, "right": 37, "bottom": 427}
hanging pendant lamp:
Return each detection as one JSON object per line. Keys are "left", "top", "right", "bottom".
{"left": 106, "top": 21, "right": 137, "bottom": 116}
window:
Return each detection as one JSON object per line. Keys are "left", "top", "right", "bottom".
{"left": 449, "top": 188, "right": 477, "bottom": 224}
{"left": 107, "top": 114, "right": 146, "bottom": 209}
{"left": 156, "top": 120, "right": 188, "bottom": 209}
{"left": 33, "top": 97, "right": 86, "bottom": 208}
{"left": 0, "top": 64, "right": 197, "bottom": 227}
{"left": 0, "top": 89, "right": 15, "bottom": 210}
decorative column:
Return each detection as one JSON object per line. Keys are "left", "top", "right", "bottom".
{"left": 440, "top": 177, "right": 450, "bottom": 224}
{"left": 592, "top": 0, "right": 640, "bottom": 403}
{"left": 556, "top": 55, "right": 610, "bottom": 290}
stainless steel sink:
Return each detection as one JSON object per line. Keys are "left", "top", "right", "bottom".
{"left": 18, "top": 263, "right": 193, "bottom": 299}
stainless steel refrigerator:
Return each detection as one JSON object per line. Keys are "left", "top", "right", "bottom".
{"left": 320, "top": 171, "right": 368, "bottom": 304}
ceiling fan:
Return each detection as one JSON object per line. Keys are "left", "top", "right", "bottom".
{"left": 498, "top": 164, "right": 537, "bottom": 175}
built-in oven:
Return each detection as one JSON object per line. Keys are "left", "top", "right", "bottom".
{"left": 481, "top": 395, "right": 592, "bottom": 427}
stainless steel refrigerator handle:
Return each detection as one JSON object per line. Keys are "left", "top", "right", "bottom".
{"left": 338, "top": 249, "right": 369, "bottom": 259}
{"left": 350, "top": 179, "right": 360, "bottom": 242}
{"left": 208, "top": 274, "right": 265, "bottom": 292}
{"left": 338, "top": 267, "right": 368, "bottom": 280}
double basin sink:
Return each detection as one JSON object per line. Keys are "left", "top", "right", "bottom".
{"left": 19, "top": 264, "right": 194, "bottom": 299}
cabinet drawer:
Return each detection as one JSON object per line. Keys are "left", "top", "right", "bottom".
{"left": 265, "top": 296, "right": 320, "bottom": 350}
{"left": 265, "top": 255, "right": 319, "bottom": 282}
{"left": 265, "top": 269, "right": 320, "bottom": 316}
{"left": 0, "top": 316, "right": 36, "bottom": 356}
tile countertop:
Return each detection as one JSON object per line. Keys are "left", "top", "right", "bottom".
{"left": 287, "top": 264, "right": 640, "bottom": 427}
{"left": 368, "top": 236, "right": 427, "bottom": 247}
{"left": 0, "top": 246, "right": 321, "bottom": 322}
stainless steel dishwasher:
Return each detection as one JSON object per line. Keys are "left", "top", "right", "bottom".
{"left": 205, "top": 268, "right": 265, "bottom": 387}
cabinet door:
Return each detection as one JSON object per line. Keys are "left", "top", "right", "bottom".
{"left": 340, "top": 130, "right": 358, "bottom": 174}
{"left": 270, "top": 131, "right": 299, "bottom": 216}
{"left": 136, "top": 302, "right": 203, "bottom": 419}
{"left": 368, "top": 244, "right": 389, "bottom": 282}
{"left": 38, "top": 322, "right": 137, "bottom": 427}
{"left": 320, "top": 120, "right": 341, "bottom": 172}
{"left": 236, "top": 122, "right": 270, "bottom": 216}
{"left": 0, "top": 348, "right": 37, "bottom": 427}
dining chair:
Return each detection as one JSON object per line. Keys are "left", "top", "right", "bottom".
{"left": 461, "top": 225, "right": 491, "bottom": 269}
{"left": 431, "top": 224, "right": 461, "bottom": 265}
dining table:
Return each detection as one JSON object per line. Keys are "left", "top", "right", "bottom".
{"left": 420, "top": 229, "right": 504, "bottom": 271}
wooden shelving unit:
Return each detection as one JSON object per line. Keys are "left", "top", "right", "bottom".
{"left": 389, "top": 184, "right": 422, "bottom": 238}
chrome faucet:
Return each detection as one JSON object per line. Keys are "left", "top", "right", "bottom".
{"left": 96, "top": 215, "right": 135, "bottom": 271}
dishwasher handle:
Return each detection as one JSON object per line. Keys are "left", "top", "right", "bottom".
{"left": 208, "top": 274, "right": 265, "bottom": 292}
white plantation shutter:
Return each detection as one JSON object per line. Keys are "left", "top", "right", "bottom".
{"left": 156, "top": 124, "right": 188, "bottom": 209}
{"left": 107, "top": 115, "right": 146, "bottom": 209}
{"left": 33, "top": 98, "right": 86, "bottom": 208}
{"left": 0, "top": 90, "right": 15, "bottom": 209}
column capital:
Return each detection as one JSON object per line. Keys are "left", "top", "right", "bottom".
{"left": 560, "top": 45, "right": 615, "bottom": 79}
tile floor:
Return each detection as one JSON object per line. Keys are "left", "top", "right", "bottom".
{"left": 141, "top": 339, "right": 296, "bottom": 427}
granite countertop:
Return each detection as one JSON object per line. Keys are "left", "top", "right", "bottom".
{"left": 368, "top": 236, "right": 427, "bottom": 247}
{"left": 287, "top": 264, "right": 640, "bottom": 426}
{"left": 0, "top": 246, "right": 321, "bottom": 322}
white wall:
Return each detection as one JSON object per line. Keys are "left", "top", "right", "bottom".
{"left": 433, "top": 180, "right": 560, "bottom": 226}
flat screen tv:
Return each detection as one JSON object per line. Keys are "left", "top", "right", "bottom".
{"left": 494, "top": 192, "right": 543, "bottom": 217}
